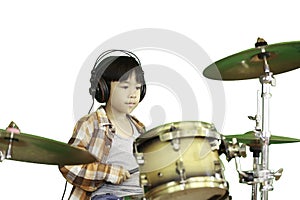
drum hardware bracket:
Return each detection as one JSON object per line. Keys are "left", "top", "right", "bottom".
{"left": 253, "top": 130, "right": 263, "bottom": 141}
{"left": 239, "top": 170, "right": 254, "bottom": 184}
{"left": 229, "top": 139, "right": 251, "bottom": 182}
{"left": 256, "top": 169, "right": 274, "bottom": 192}
{"left": 239, "top": 167, "right": 283, "bottom": 193}
{"left": 225, "top": 138, "right": 247, "bottom": 161}
{"left": 248, "top": 115, "right": 261, "bottom": 132}
{"left": 234, "top": 157, "right": 249, "bottom": 180}
{"left": 260, "top": 72, "right": 276, "bottom": 87}
{"left": 237, "top": 167, "right": 282, "bottom": 187}
{"left": 257, "top": 168, "right": 283, "bottom": 185}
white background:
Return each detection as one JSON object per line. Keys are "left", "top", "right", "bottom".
{"left": 1, "top": 1, "right": 300, "bottom": 199}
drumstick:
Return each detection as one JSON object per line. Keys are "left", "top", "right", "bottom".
{"left": 129, "top": 167, "right": 139, "bottom": 174}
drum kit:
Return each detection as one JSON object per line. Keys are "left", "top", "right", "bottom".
{"left": 1, "top": 38, "right": 300, "bottom": 200}
{"left": 134, "top": 38, "right": 300, "bottom": 200}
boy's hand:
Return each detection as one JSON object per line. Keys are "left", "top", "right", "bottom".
{"left": 117, "top": 169, "right": 130, "bottom": 184}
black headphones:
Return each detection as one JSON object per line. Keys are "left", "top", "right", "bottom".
{"left": 89, "top": 49, "right": 146, "bottom": 103}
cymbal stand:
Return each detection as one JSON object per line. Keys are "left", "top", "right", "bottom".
{"left": 0, "top": 150, "right": 4, "bottom": 162}
{"left": 246, "top": 90, "right": 262, "bottom": 200}
{"left": 250, "top": 145, "right": 261, "bottom": 200}
{"left": 0, "top": 131, "right": 15, "bottom": 162}
{"left": 0, "top": 121, "right": 20, "bottom": 162}
{"left": 240, "top": 39, "right": 283, "bottom": 200}
{"left": 254, "top": 40, "right": 275, "bottom": 200}
{"left": 258, "top": 43, "right": 275, "bottom": 200}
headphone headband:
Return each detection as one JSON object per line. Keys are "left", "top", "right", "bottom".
{"left": 92, "top": 49, "right": 141, "bottom": 72}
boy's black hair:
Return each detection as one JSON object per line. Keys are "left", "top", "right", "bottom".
{"left": 93, "top": 56, "right": 146, "bottom": 103}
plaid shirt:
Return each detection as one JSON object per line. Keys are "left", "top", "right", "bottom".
{"left": 59, "top": 107, "right": 145, "bottom": 200}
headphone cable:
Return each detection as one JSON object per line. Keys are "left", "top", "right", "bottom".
{"left": 61, "top": 180, "right": 68, "bottom": 200}
{"left": 88, "top": 98, "right": 95, "bottom": 114}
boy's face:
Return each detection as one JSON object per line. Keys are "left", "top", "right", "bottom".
{"left": 107, "top": 71, "right": 142, "bottom": 115}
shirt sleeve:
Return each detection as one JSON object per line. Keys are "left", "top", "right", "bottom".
{"left": 58, "top": 114, "right": 124, "bottom": 192}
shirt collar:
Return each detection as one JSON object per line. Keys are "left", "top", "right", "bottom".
{"left": 96, "top": 106, "right": 145, "bottom": 134}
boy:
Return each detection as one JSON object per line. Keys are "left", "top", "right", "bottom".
{"left": 59, "top": 50, "right": 146, "bottom": 200}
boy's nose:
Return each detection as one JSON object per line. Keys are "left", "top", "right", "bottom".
{"left": 129, "top": 93, "right": 137, "bottom": 98}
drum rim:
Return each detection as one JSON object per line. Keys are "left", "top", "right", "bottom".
{"left": 136, "top": 121, "right": 221, "bottom": 145}
{"left": 144, "top": 176, "right": 229, "bottom": 199}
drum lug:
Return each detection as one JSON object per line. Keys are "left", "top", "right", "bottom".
{"left": 176, "top": 160, "right": 187, "bottom": 182}
{"left": 214, "top": 160, "right": 222, "bottom": 174}
{"left": 209, "top": 138, "right": 220, "bottom": 151}
{"left": 171, "top": 138, "right": 180, "bottom": 151}
{"left": 135, "top": 152, "right": 145, "bottom": 165}
{"left": 140, "top": 173, "right": 150, "bottom": 186}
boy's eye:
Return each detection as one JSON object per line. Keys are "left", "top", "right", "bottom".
{"left": 120, "top": 85, "right": 129, "bottom": 89}
{"left": 136, "top": 86, "right": 142, "bottom": 90}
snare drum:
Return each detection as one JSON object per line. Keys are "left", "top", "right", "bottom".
{"left": 134, "top": 121, "right": 229, "bottom": 200}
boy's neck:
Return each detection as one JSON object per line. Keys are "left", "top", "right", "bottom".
{"left": 104, "top": 106, "right": 133, "bottom": 137}
{"left": 105, "top": 106, "right": 128, "bottom": 121}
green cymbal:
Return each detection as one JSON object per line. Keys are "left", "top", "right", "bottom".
{"left": 203, "top": 40, "right": 300, "bottom": 80}
{"left": 224, "top": 131, "right": 300, "bottom": 146}
{"left": 0, "top": 129, "right": 96, "bottom": 165}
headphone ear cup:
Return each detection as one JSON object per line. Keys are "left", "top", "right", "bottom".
{"left": 95, "top": 78, "right": 109, "bottom": 103}
{"left": 139, "top": 84, "right": 146, "bottom": 102}
{"left": 89, "top": 69, "right": 97, "bottom": 98}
